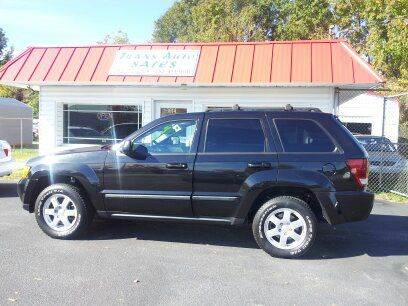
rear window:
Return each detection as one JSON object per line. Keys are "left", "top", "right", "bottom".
{"left": 275, "top": 119, "right": 336, "bottom": 153}
{"left": 205, "top": 119, "right": 266, "bottom": 153}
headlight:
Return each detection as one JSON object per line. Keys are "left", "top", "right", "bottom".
{"left": 20, "top": 165, "right": 31, "bottom": 179}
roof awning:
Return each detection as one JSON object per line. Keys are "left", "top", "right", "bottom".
{"left": 0, "top": 39, "right": 384, "bottom": 88}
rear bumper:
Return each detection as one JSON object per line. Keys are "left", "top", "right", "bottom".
{"left": 316, "top": 190, "right": 374, "bottom": 225}
{"left": 0, "top": 160, "right": 14, "bottom": 177}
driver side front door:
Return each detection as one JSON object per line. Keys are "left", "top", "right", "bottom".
{"left": 103, "top": 113, "right": 203, "bottom": 216}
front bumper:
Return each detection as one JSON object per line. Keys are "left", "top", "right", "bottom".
{"left": 17, "top": 178, "right": 33, "bottom": 212}
{"left": 316, "top": 190, "right": 374, "bottom": 225}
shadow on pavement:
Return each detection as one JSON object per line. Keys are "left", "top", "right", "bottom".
{"left": 83, "top": 213, "right": 408, "bottom": 259}
{"left": 0, "top": 182, "right": 18, "bottom": 198}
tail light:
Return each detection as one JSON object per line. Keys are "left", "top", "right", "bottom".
{"left": 3, "top": 149, "right": 9, "bottom": 157}
{"left": 346, "top": 158, "right": 368, "bottom": 188}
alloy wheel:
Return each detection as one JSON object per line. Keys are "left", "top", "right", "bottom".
{"left": 263, "top": 208, "right": 307, "bottom": 250}
{"left": 42, "top": 194, "right": 78, "bottom": 232}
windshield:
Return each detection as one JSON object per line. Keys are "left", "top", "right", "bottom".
{"left": 356, "top": 137, "right": 396, "bottom": 152}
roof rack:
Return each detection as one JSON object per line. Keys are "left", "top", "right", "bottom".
{"left": 205, "top": 104, "right": 322, "bottom": 112}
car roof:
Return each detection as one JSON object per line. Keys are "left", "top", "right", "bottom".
{"left": 156, "top": 106, "right": 333, "bottom": 122}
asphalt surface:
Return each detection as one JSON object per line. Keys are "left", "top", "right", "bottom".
{"left": 0, "top": 181, "right": 407, "bottom": 305}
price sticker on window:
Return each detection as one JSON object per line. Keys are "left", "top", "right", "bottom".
{"left": 172, "top": 124, "right": 182, "bottom": 132}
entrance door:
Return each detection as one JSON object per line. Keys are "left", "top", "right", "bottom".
{"left": 155, "top": 101, "right": 192, "bottom": 119}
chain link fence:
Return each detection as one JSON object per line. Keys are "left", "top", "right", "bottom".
{"left": 336, "top": 88, "right": 408, "bottom": 197}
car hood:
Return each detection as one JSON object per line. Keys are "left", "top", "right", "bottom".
{"left": 27, "top": 146, "right": 111, "bottom": 167}
{"left": 367, "top": 151, "right": 405, "bottom": 162}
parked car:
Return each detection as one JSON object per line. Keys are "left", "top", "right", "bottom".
{"left": 355, "top": 135, "right": 408, "bottom": 180}
{"left": 0, "top": 140, "right": 13, "bottom": 177}
{"left": 17, "top": 108, "right": 373, "bottom": 258}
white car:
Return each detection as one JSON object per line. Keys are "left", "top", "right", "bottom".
{"left": 0, "top": 140, "right": 14, "bottom": 177}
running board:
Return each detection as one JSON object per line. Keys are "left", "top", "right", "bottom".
{"left": 109, "top": 213, "right": 232, "bottom": 224}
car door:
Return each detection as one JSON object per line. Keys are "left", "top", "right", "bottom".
{"left": 103, "top": 113, "right": 203, "bottom": 216}
{"left": 192, "top": 112, "right": 278, "bottom": 220}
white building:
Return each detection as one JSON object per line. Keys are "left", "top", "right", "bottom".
{"left": 338, "top": 92, "right": 399, "bottom": 142}
{"left": 0, "top": 40, "right": 384, "bottom": 153}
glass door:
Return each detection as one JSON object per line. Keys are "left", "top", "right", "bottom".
{"left": 155, "top": 101, "right": 193, "bottom": 119}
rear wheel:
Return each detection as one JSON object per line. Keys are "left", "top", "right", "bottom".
{"left": 34, "top": 184, "right": 94, "bottom": 239}
{"left": 252, "top": 196, "right": 317, "bottom": 258}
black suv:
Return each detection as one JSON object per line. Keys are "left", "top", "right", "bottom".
{"left": 17, "top": 108, "right": 374, "bottom": 258}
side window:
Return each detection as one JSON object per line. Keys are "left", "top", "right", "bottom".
{"left": 275, "top": 119, "right": 336, "bottom": 153}
{"left": 205, "top": 118, "right": 267, "bottom": 153}
{"left": 133, "top": 120, "right": 197, "bottom": 154}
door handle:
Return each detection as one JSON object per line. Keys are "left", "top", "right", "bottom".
{"left": 165, "top": 163, "right": 188, "bottom": 170}
{"left": 247, "top": 162, "right": 272, "bottom": 169}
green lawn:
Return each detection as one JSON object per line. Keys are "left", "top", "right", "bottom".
{"left": 375, "top": 192, "right": 408, "bottom": 204}
{"left": 3, "top": 148, "right": 39, "bottom": 181}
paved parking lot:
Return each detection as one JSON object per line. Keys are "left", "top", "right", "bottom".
{"left": 0, "top": 181, "right": 407, "bottom": 305}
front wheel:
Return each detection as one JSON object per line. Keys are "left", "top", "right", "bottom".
{"left": 252, "top": 196, "right": 317, "bottom": 258}
{"left": 34, "top": 184, "right": 94, "bottom": 239}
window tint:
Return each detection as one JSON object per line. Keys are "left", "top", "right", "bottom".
{"left": 205, "top": 119, "right": 266, "bottom": 153}
{"left": 275, "top": 119, "right": 336, "bottom": 153}
{"left": 133, "top": 120, "right": 197, "bottom": 154}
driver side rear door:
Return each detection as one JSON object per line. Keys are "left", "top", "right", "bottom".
{"left": 103, "top": 113, "right": 203, "bottom": 216}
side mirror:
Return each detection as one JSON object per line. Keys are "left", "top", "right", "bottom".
{"left": 121, "top": 140, "right": 132, "bottom": 156}
{"left": 133, "top": 144, "right": 148, "bottom": 160}
{"left": 121, "top": 140, "right": 148, "bottom": 160}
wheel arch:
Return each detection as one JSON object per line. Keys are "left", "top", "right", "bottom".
{"left": 243, "top": 185, "right": 325, "bottom": 223}
{"left": 27, "top": 164, "right": 103, "bottom": 212}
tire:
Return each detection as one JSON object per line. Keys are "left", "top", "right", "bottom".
{"left": 252, "top": 196, "right": 317, "bottom": 259}
{"left": 34, "top": 183, "right": 94, "bottom": 239}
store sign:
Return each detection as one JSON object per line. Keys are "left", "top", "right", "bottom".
{"left": 109, "top": 49, "right": 200, "bottom": 76}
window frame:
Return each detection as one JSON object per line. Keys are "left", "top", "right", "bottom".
{"left": 131, "top": 118, "right": 200, "bottom": 155}
{"left": 62, "top": 103, "right": 143, "bottom": 145}
{"left": 201, "top": 117, "right": 272, "bottom": 154}
{"left": 272, "top": 118, "right": 342, "bottom": 154}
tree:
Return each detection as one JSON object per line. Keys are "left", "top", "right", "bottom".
{"left": 332, "top": 0, "right": 408, "bottom": 89}
{"left": 0, "top": 28, "right": 39, "bottom": 118}
{"left": 154, "top": 0, "right": 407, "bottom": 88}
{"left": 153, "top": 0, "right": 335, "bottom": 43}
{"left": 0, "top": 28, "right": 13, "bottom": 66}
{"left": 98, "top": 30, "right": 130, "bottom": 44}
{"left": 273, "top": 0, "right": 334, "bottom": 40}
{"left": 153, "top": 0, "right": 281, "bottom": 42}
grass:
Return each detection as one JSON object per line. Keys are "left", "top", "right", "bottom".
{"left": 375, "top": 192, "right": 408, "bottom": 204}
{"left": 2, "top": 148, "right": 39, "bottom": 181}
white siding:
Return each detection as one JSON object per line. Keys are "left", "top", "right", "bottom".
{"left": 338, "top": 93, "right": 399, "bottom": 142}
{"left": 38, "top": 85, "right": 335, "bottom": 153}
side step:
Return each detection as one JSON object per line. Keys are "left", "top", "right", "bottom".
{"left": 109, "top": 213, "right": 233, "bottom": 224}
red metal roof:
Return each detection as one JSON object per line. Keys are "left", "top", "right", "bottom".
{"left": 0, "top": 40, "right": 383, "bottom": 86}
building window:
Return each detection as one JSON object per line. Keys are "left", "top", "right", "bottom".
{"left": 343, "top": 122, "right": 372, "bottom": 135}
{"left": 63, "top": 104, "right": 142, "bottom": 144}
{"left": 160, "top": 108, "right": 188, "bottom": 117}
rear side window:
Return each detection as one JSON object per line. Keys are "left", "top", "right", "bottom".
{"left": 205, "top": 119, "right": 266, "bottom": 153}
{"left": 275, "top": 119, "right": 336, "bottom": 153}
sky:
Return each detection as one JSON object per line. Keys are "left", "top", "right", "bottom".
{"left": 0, "top": 0, "right": 176, "bottom": 54}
